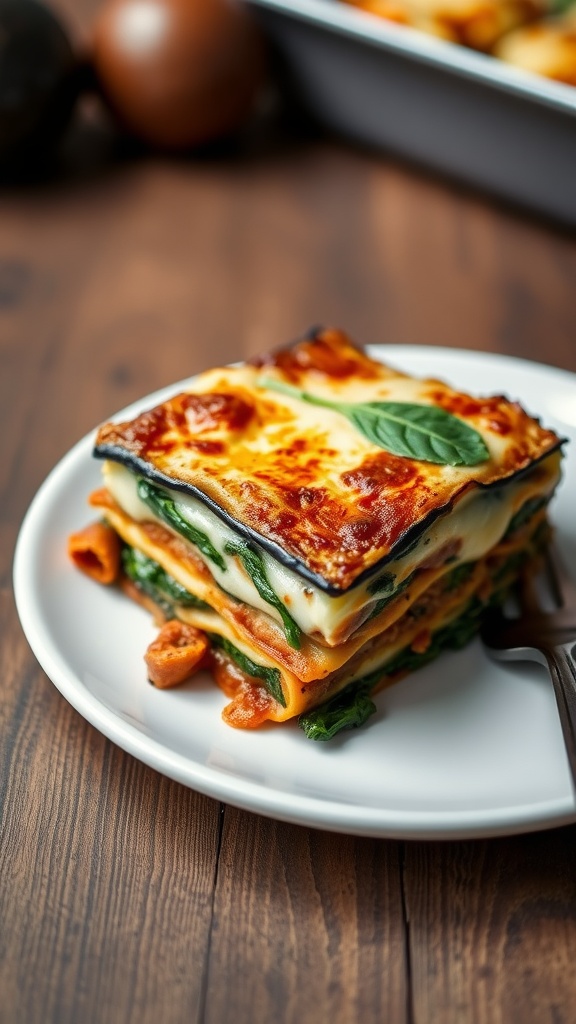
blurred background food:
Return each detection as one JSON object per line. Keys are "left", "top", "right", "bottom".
{"left": 1, "top": 0, "right": 576, "bottom": 179}
{"left": 344, "top": 0, "right": 546, "bottom": 51}
{"left": 343, "top": 0, "right": 576, "bottom": 83}
{"left": 494, "top": 5, "right": 576, "bottom": 83}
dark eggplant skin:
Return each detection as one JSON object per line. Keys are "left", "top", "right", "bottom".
{"left": 93, "top": 440, "right": 565, "bottom": 596}
{"left": 0, "top": 0, "right": 78, "bottom": 171}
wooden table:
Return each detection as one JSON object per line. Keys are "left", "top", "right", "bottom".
{"left": 3, "top": 4, "right": 576, "bottom": 1021}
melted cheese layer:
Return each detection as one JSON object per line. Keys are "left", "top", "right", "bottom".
{"left": 102, "top": 450, "right": 561, "bottom": 647}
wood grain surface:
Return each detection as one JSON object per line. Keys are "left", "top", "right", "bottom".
{"left": 2, "top": 2, "right": 576, "bottom": 1022}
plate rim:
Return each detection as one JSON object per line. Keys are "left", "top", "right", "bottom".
{"left": 13, "top": 345, "right": 576, "bottom": 840}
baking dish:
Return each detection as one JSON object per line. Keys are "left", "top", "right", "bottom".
{"left": 248, "top": 0, "right": 576, "bottom": 224}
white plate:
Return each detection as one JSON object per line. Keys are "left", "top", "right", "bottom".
{"left": 13, "top": 347, "right": 576, "bottom": 839}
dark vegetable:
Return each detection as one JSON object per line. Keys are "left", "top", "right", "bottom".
{"left": 121, "top": 545, "right": 211, "bottom": 617}
{"left": 208, "top": 632, "right": 286, "bottom": 707}
{"left": 137, "top": 478, "right": 226, "bottom": 571}
{"left": 367, "top": 572, "right": 415, "bottom": 622}
{"left": 443, "top": 561, "right": 475, "bottom": 591}
{"left": 503, "top": 496, "right": 548, "bottom": 538}
{"left": 0, "top": 0, "right": 78, "bottom": 171}
{"left": 367, "top": 571, "right": 396, "bottom": 596}
{"left": 224, "top": 540, "right": 302, "bottom": 650}
{"left": 299, "top": 684, "right": 377, "bottom": 742}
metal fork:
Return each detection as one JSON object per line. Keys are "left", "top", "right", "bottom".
{"left": 481, "top": 545, "right": 576, "bottom": 787}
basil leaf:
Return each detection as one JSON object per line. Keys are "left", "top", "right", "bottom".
{"left": 208, "top": 633, "right": 286, "bottom": 707}
{"left": 259, "top": 379, "right": 489, "bottom": 466}
{"left": 137, "top": 479, "right": 227, "bottom": 572}
{"left": 347, "top": 401, "right": 489, "bottom": 466}
{"left": 224, "top": 540, "right": 301, "bottom": 650}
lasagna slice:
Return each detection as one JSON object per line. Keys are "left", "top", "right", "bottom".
{"left": 70, "top": 329, "right": 564, "bottom": 740}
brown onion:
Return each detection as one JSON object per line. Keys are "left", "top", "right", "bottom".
{"left": 91, "top": 0, "right": 265, "bottom": 149}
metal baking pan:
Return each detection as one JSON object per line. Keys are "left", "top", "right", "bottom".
{"left": 248, "top": 0, "right": 576, "bottom": 225}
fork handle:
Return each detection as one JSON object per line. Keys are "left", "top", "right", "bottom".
{"left": 545, "top": 642, "right": 576, "bottom": 790}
